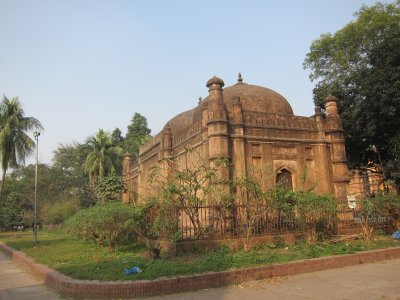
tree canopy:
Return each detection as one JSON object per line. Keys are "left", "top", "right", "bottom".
{"left": 0, "top": 163, "right": 82, "bottom": 230}
{"left": 303, "top": 1, "right": 400, "bottom": 187}
{"left": 111, "top": 128, "right": 124, "bottom": 147}
{"left": 124, "top": 113, "right": 151, "bottom": 161}
{"left": 84, "top": 129, "right": 124, "bottom": 182}
{"left": 0, "top": 96, "right": 43, "bottom": 199}
{"left": 0, "top": 106, "right": 152, "bottom": 229}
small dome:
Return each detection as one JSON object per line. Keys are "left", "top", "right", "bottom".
{"left": 206, "top": 76, "right": 225, "bottom": 88}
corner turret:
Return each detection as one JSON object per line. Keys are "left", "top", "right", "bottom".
{"left": 325, "top": 94, "right": 339, "bottom": 116}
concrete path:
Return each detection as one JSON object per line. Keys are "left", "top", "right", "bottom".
{"left": 1, "top": 249, "right": 400, "bottom": 300}
{"left": 0, "top": 251, "right": 60, "bottom": 300}
{"left": 139, "top": 259, "right": 400, "bottom": 300}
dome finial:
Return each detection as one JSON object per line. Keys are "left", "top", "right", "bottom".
{"left": 238, "top": 72, "right": 243, "bottom": 83}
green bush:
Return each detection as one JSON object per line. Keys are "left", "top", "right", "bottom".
{"left": 294, "top": 191, "right": 337, "bottom": 244}
{"left": 376, "top": 193, "right": 400, "bottom": 231}
{"left": 63, "top": 202, "right": 144, "bottom": 251}
{"left": 142, "top": 197, "right": 180, "bottom": 241}
{"left": 359, "top": 192, "right": 400, "bottom": 241}
{"left": 0, "top": 192, "right": 25, "bottom": 230}
{"left": 95, "top": 176, "right": 124, "bottom": 203}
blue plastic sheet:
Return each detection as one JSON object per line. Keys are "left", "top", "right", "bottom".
{"left": 392, "top": 231, "right": 400, "bottom": 240}
{"left": 124, "top": 266, "right": 142, "bottom": 275}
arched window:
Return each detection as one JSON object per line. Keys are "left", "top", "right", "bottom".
{"left": 276, "top": 169, "right": 293, "bottom": 190}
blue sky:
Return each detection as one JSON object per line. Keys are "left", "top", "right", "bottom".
{"left": 0, "top": 0, "right": 381, "bottom": 164}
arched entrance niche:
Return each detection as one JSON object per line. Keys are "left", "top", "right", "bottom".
{"left": 276, "top": 168, "right": 293, "bottom": 190}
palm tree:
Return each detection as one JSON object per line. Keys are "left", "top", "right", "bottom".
{"left": 0, "top": 96, "right": 43, "bottom": 199}
{"left": 84, "top": 129, "right": 123, "bottom": 182}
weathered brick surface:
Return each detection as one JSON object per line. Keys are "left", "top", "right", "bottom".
{"left": 1, "top": 242, "right": 400, "bottom": 299}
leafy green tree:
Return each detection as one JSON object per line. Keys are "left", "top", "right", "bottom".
{"left": 303, "top": 1, "right": 400, "bottom": 187}
{"left": 94, "top": 175, "right": 124, "bottom": 204}
{"left": 84, "top": 129, "right": 124, "bottom": 182}
{"left": 0, "top": 192, "right": 26, "bottom": 230}
{"left": 0, "top": 96, "right": 42, "bottom": 199}
{"left": 52, "top": 142, "right": 89, "bottom": 177}
{"left": 110, "top": 128, "right": 124, "bottom": 174}
{"left": 0, "top": 163, "right": 84, "bottom": 228}
{"left": 111, "top": 128, "right": 124, "bottom": 146}
{"left": 52, "top": 142, "right": 94, "bottom": 207}
{"left": 124, "top": 113, "right": 151, "bottom": 161}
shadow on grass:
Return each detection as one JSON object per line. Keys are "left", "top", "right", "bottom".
{"left": 2, "top": 236, "right": 70, "bottom": 251}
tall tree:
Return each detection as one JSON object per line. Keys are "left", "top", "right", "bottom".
{"left": 52, "top": 142, "right": 90, "bottom": 204}
{"left": 84, "top": 129, "right": 123, "bottom": 182}
{"left": 0, "top": 96, "right": 42, "bottom": 199}
{"left": 52, "top": 142, "right": 89, "bottom": 179}
{"left": 0, "top": 163, "right": 83, "bottom": 229}
{"left": 124, "top": 113, "right": 151, "bottom": 161}
{"left": 111, "top": 128, "right": 124, "bottom": 147}
{"left": 110, "top": 128, "right": 124, "bottom": 174}
{"left": 303, "top": 1, "right": 400, "bottom": 187}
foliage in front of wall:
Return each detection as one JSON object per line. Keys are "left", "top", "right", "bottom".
{"left": 63, "top": 202, "right": 144, "bottom": 251}
{"left": 358, "top": 192, "right": 400, "bottom": 242}
{"left": 294, "top": 191, "right": 337, "bottom": 244}
{"left": 95, "top": 176, "right": 124, "bottom": 203}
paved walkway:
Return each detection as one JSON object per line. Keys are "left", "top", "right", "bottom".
{"left": 1, "top": 249, "right": 400, "bottom": 300}
{"left": 140, "top": 259, "right": 400, "bottom": 300}
{"left": 0, "top": 251, "right": 60, "bottom": 300}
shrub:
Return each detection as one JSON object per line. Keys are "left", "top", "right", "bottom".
{"left": 233, "top": 174, "right": 272, "bottom": 251}
{"left": 378, "top": 193, "right": 400, "bottom": 231}
{"left": 142, "top": 197, "right": 179, "bottom": 242}
{"left": 83, "top": 176, "right": 125, "bottom": 205}
{"left": 95, "top": 176, "right": 124, "bottom": 203}
{"left": 63, "top": 202, "right": 143, "bottom": 251}
{"left": 0, "top": 192, "right": 25, "bottom": 231}
{"left": 294, "top": 191, "right": 337, "bottom": 244}
{"left": 359, "top": 192, "right": 400, "bottom": 241}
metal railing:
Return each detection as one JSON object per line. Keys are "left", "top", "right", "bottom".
{"left": 146, "top": 205, "right": 391, "bottom": 242}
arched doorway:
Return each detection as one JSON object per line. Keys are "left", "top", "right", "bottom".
{"left": 276, "top": 168, "right": 293, "bottom": 190}
{"left": 275, "top": 168, "right": 295, "bottom": 230}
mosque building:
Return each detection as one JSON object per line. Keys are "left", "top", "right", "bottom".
{"left": 123, "top": 74, "right": 350, "bottom": 204}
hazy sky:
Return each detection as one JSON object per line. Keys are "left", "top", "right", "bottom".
{"left": 0, "top": 0, "right": 381, "bottom": 165}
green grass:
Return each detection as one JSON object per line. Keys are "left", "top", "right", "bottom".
{"left": 0, "top": 231, "right": 399, "bottom": 281}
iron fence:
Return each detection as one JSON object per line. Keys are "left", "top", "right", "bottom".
{"left": 146, "top": 204, "right": 391, "bottom": 242}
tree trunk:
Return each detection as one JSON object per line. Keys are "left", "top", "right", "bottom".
{"left": 309, "top": 223, "right": 317, "bottom": 244}
{"left": 361, "top": 217, "right": 374, "bottom": 242}
{"left": 0, "top": 168, "right": 6, "bottom": 201}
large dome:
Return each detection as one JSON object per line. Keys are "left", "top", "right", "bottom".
{"left": 207, "top": 81, "right": 293, "bottom": 116}
{"left": 166, "top": 78, "right": 294, "bottom": 136}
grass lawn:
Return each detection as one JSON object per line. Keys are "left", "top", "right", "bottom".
{"left": 0, "top": 231, "right": 399, "bottom": 281}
